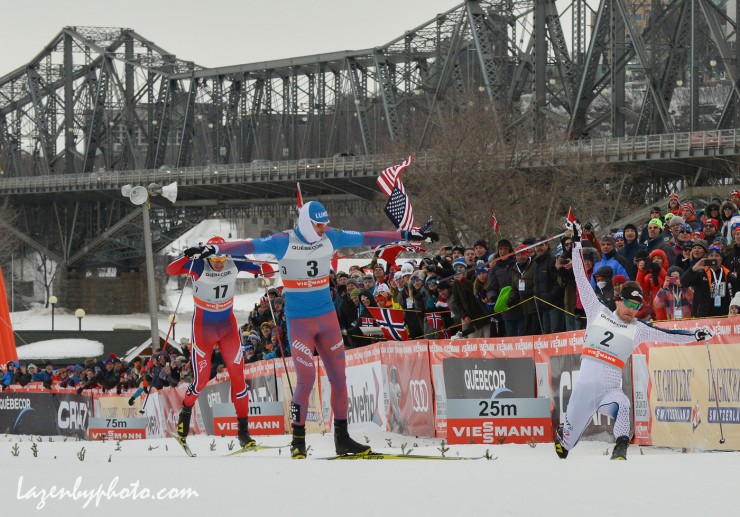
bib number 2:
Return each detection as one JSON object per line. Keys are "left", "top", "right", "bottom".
{"left": 600, "top": 331, "right": 614, "bottom": 347}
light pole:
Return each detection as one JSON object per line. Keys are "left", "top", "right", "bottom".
{"left": 121, "top": 182, "right": 178, "bottom": 352}
{"left": 49, "top": 295, "right": 58, "bottom": 330}
{"left": 75, "top": 308, "right": 85, "bottom": 331}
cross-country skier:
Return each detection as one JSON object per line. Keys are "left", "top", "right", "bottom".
{"left": 184, "top": 201, "right": 438, "bottom": 458}
{"left": 168, "top": 236, "right": 261, "bottom": 452}
{"left": 555, "top": 220, "right": 714, "bottom": 460}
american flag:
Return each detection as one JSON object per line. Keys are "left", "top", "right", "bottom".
{"left": 385, "top": 185, "right": 414, "bottom": 230}
{"left": 376, "top": 154, "right": 412, "bottom": 197}
{"left": 367, "top": 307, "right": 408, "bottom": 341}
{"left": 373, "top": 242, "right": 424, "bottom": 265}
{"left": 491, "top": 210, "right": 500, "bottom": 233}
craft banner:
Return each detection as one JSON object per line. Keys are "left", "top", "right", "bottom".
{"left": 379, "top": 340, "right": 435, "bottom": 437}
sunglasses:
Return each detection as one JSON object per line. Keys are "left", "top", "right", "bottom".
{"left": 679, "top": 230, "right": 692, "bottom": 234}
{"left": 412, "top": 277, "right": 423, "bottom": 282}
{"left": 623, "top": 299, "right": 642, "bottom": 311}
{"left": 209, "top": 256, "right": 227, "bottom": 263}
{"left": 312, "top": 221, "right": 329, "bottom": 229}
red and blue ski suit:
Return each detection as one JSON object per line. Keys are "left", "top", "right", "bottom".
{"left": 166, "top": 256, "right": 260, "bottom": 417}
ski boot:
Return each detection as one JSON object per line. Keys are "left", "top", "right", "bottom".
{"left": 237, "top": 417, "right": 256, "bottom": 449}
{"left": 611, "top": 436, "right": 630, "bottom": 460}
{"left": 334, "top": 420, "right": 371, "bottom": 456}
{"left": 291, "top": 424, "right": 307, "bottom": 459}
{"left": 553, "top": 424, "right": 569, "bottom": 459}
{"left": 177, "top": 405, "right": 192, "bottom": 440}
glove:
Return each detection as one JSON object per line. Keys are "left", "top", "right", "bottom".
{"left": 183, "top": 245, "right": 216, "bottom": 258}
{"left": 564, "top": 220, "right": 582, "bottom": 242}
{"left": 694, "top": 326, "right": 714, "bottom": 341}
{"left": 76, "top": 387, "right": 84, "bottom": 395}
{"left": 128, "top": 397, "right": 136, "bottom": 406}
{"left": 404, "top": 229, "right": 440, "bottom": 243}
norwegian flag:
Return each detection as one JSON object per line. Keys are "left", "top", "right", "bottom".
{"left": 373, "top": 242, "right": 425, "bottom": 265}
{"left": 491, "top": 210, "right": 500, "bottom": 233}
{"left": 385, "top": 185, "right": 414, "bottom": 230}
{"left": 376, "top": 154, "right": 412, "bottom": 197}
{"left": 425, "top": 311, "right": 451, "bottom": 339}
{"left": 360, "top": 316, "right": 377, "bottom": 327}
{"left": 367, "top": 307, "right": 408, "bottom": 341}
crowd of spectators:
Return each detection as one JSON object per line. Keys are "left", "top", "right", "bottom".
{"left": 1, "top": 346, "right": 193, "bottom": 398}
{"left": 330, "top": 190, "right": 740, "bottom": 347}
{"left": 5, "top": 190, "right": 740, "bottom": 383}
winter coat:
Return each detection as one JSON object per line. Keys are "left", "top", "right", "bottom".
{"left": 591, "top": 252, "right": 630, "bottom": 289}
{"left": 637, "top": 249, "right": 669, "bottom": 320}
{"left": 680, "top": 265, "right": 737, "bottom": 317}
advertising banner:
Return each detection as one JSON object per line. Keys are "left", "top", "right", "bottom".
{"left": 631, "top": 317, "right": 740, "bottom": 449}
{"left": 340, "top": 344, "right": 388, "bottom": 432}
{"left": 244, "top": 360, "right": 279, "bottom": 404}
{"left": 446, "top": 397, "right": 552, "bottom": 444}
{"left": 194, "top": 380, "right": 233, "bottom": 435}
{"left": 0, "top": 392, "right": 91, "bottom": 438}
{"left": 156, "top": 384, "right": 201, "bottom": 436}
{"left": 379, "top": 340, "right": 435, "bottom": 437}
{"left": 142, "top": 392, "right": 164, "bottom": 439}
{"left": 533, "top": 330, "right": 633, "bottom": 442}
{"left": 212, "top": 402, "right": 286, "bottom": 436}
{"left": 88, "top": 417, "right": 147, "bottom": 440}
{"left": 429, "top": 337, "right": 535, "bottom": 438}
{"left": 95, "top": 392, "right": 143, "bottom": 420}
{"left": 276, "top": 357, "right": 324, "bottom": 433}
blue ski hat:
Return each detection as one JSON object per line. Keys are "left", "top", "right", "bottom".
{"left": 307, "top": 201, "right": 330, "bottom": 224}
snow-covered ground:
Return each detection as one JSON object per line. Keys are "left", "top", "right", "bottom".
{"left": 2, "top": 432, "right": 737, "bottom": 515}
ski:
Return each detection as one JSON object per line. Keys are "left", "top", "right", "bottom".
{"left": 225, "top": 443, "right": 289, "bottom": 457}
{"left": 318, "top": 452, "right": 486, "bottom": 460}
{"left": 170, "top": 433, "right": 196, "bottom": 457}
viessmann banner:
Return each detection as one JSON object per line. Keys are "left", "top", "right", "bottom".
{"left": 429, "top": 337, "right": 537, "bottom": 439}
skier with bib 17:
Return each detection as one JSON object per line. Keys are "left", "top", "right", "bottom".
{"left": 554, "top": 219, "right": 714, "bottom": 460}
{"left": 184, "top": 201, "right": 438, "bottom": 458}
{"left": 167, "top": 236, "right": 262, "bottom": 454}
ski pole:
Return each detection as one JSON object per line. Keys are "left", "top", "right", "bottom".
{"left": 260, "top": 263, "right": 294, "bottom": 397}
{"left": 705, "top": 340, "right": 726, "bottom": 444}
{"left": 140, "top": 259, "right": 195, "bottom": 415}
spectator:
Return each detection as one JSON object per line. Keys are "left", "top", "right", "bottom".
{"left": 637, "top": 249, "right": 669, "bottom": 320}
{"left": 591, "top": 235, "right": 630, "bottom": 289}
{"left": 681, "top": 244, "right": 737, "bottom": 317}
{"left": 555, "top": 244, "right": 581, "bottom": 331}
{"left": 719, "top": 201, "right": 739, "bottom": 241}
{"left": 667, "top": 193, "right": 681, "bottom": 216}
{"left": 14, "top": 364, "right": 32, "bottom": 387}
{"left": 639, "top": 207, "right": 664, "bottom": 243}
{"left": 374, "top": 283, "right": 393, "bottom": 308}
{"left": 680, "top": 203, "right": 700, "bottom": 231}
{"left": 362, "top": 274, "right": 376, "bottom": 295}
{"left": 473, "top": 239, "right": 493, "bottom": 262}
{"left": 593, "top": 265, "right": 616, "bottom": 311}
{"left": 654, "top": 266, "right": 694, "bottom": 320}
{"left": 532, "top": 236, "right": 564, "bottom": 334}
{"left": 612, "top": 274, "right": 628, "bottom": 297}
{"left": 449, "top": 257, "right": 490, "bottom": 337}
{"left": 619, "top": 223, "right": 646, "bottom": 279}
{"left": 729, "top": 292, "right": 740, "bottom": 315}
{"left": 1, "top": 361, "right": 17, "bottom": 389}
{"left": 702, "top": 218, "right": 720, "bottom": 242}
{"left": 504, "top": 244, "right": 536, "bottom": 336}
{"left": 613, "top": 231, "right": 625, "bottom": 251}
{"left": 644, "top": 218, "right": 674, "bottom": 267}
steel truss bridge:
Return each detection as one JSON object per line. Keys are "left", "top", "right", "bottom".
{"left": 0, "top": 0, "right": 739, "bottom": 270}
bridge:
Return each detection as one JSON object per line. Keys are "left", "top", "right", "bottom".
{"left": 1, "top": 0, "right": 739, "bottom": 311}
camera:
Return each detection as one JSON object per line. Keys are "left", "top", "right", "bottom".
{"left": 584, "top": 222, "right": 593, "bottom": 231}
{"left": 705, "top": 259, "right": 719, "bottom": 267}
{"left": 668, "top": 276, "right": 678, "bottom": 284}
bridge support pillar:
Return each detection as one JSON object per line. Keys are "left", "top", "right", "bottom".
{"left": 53, "top": 269, "right": 152, "bottom": 315}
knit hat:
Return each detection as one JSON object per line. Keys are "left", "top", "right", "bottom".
{"left": 514, "top": 244, "right": 528, "bottom": 253}
{"left": 668, "top": 216, "right": 684, "bottom": 227}
{"left": 350, "top": 288, "right": 362, "bottom": 298}
{"left": 666, "top": 266, "right": 683, "bottom": 277}
{"left": 594, "top": 265, "right": 613, "bottom": 279}
{"left": 648, "top": 218, "right": 664, "bottom": 230}
{"left": 692, "top": 239, "right": 709, "bottom": 253}
{"left": 475, "top": 264, "right": 489, "bottom": 275}
{"left": 624, "top": 223, "right": 638, "bottom": 234}
{"left": 704, "top": 218, "right": 720, "bottom": 230}
{"left": 731, "top": 292, "right": 740, "bottom": 308}
{"left": 731, "top": 190, "right": 740, "bottom": 200}
{"left": 473, "top": 239, "right": 488, "bottom": 249}
{"left": 679, "top": 224, "right": 692, "bottom": 233}
{"left": 453, "top": 257, "right": 467, "bottom": 267}
{"left": 681, "top": 202, "right": 694, "bottom": 213}
{"left": 614, "top": 230, "right": 624, "bottom": 240}
{"left": 375, "top": 283, "right": 391, "bottom": 296}
{"left": 437, "top": 280, "right": 451, "bottom": 290}
{"left": 664, "top": 213, "right": 676, "bottom": 223}
{"left": 612, "top": 274, "right": 628, "bottom": 286}
{"left": 620, "top": 284, "right": 643, "bottom": 304}
{"left": 713, "top": 235, "right": 728, "bottom": 247}
{"left": 400, "top": 263, "right": 415, "bottom": 276}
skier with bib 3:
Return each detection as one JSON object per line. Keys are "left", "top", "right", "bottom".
{"left": 184, "top": 201, "right": 438, "bottom": 458}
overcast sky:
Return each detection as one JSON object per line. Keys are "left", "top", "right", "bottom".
{"left": 0, "top": 0, "right": 461, "bottom": 76}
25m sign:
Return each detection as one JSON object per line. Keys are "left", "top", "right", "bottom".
{"left": 446, "top": 398, "right": 552, "bottom": 445}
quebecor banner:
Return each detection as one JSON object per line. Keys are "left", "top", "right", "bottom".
{"left": 0, "top": 391, "right": 91, "bottom": 438}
